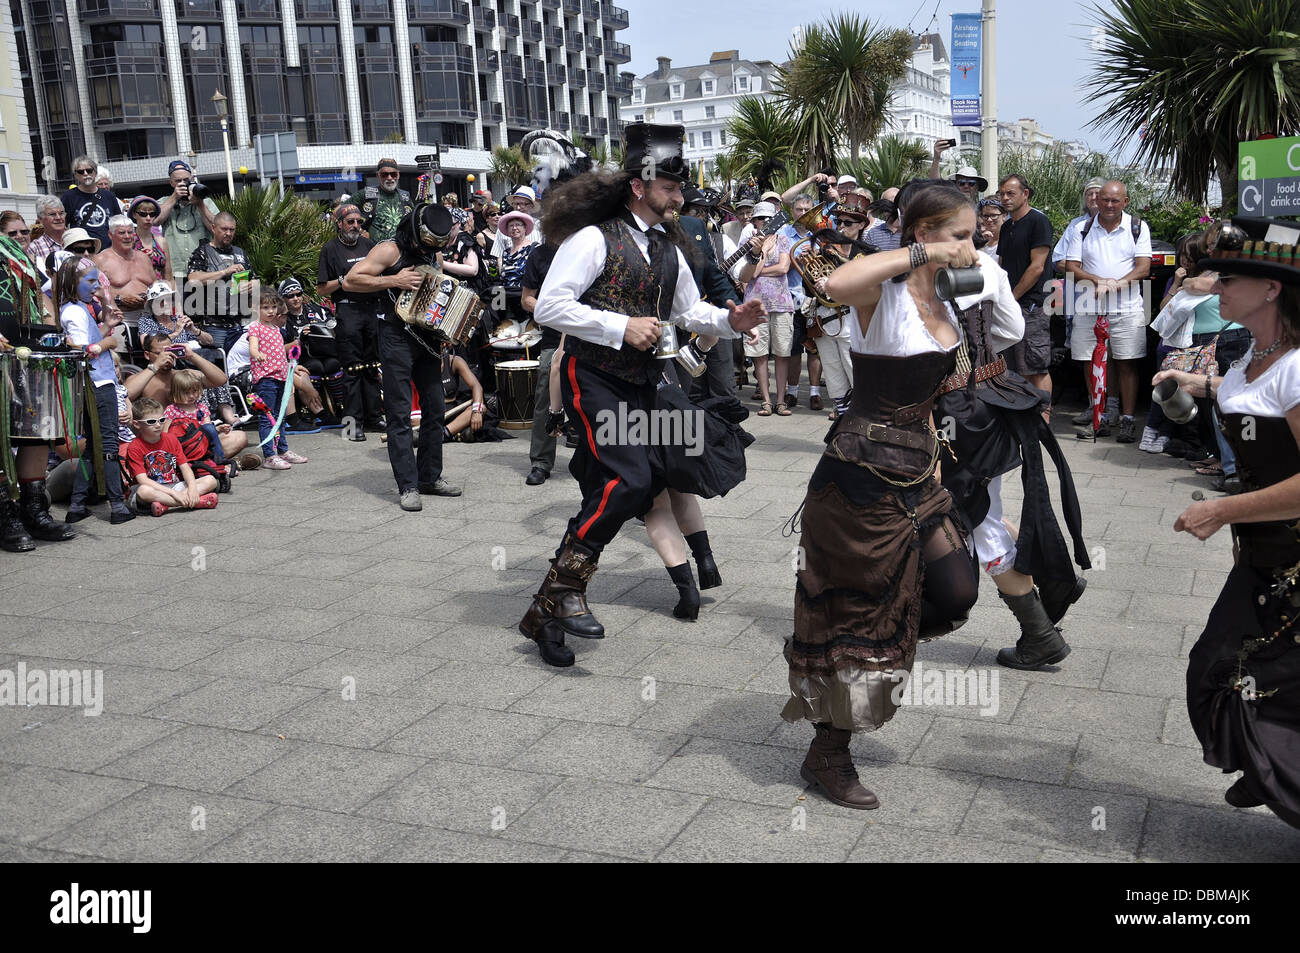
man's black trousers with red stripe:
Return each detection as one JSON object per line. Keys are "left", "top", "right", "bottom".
{"left": 557, "top": 352, "right": 657, "bottom": 556}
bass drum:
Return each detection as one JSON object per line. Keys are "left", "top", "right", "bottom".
{"left": 495, "top": 359, "right": 539, "bottom": 430}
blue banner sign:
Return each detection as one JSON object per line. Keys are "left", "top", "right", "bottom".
{"left": 950, "top": 13, "right": 981, "bottom": 128}
{"left": 294, "top": 173, "right": 363, "bottom": 185}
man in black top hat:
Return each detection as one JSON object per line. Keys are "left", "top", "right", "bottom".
{"left": 341, "top": 203, "right": 466, "bottom": 511}
{"left": 516, "top": 122, "right": 767, "bottom": 667}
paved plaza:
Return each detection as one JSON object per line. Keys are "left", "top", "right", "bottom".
{"left": 2, "top": 398, "right": 1300, "bottom": 863}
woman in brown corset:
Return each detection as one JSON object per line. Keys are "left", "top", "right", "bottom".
{"left": 1155, "top": 216, "right": 1300, "bottom": 829}
{"left": 783, "top": 183, "right": 982, "bottom": 809}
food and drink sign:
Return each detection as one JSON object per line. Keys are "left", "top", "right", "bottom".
{"left": 1238, "top": 136, "right": 1300, "bottom": 215}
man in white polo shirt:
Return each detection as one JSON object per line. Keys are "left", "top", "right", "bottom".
{"left": 1062, "top": 180, "right": 1151, "bottom": 442}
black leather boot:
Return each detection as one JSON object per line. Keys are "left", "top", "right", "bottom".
{"left": 1038, "top": 573, "right": 1087, "bottom": 624}
{"left": 667, "top": 562, "right": 700, "bottom": 621}
{"left": 996, "top": 588, "right": 1071, "bottom": 670}
{"left": 685, "top": 530, "right": 722, "bottom": 589}
{"left": 800, "top": 723, "right": 879, "bottom": 810}
{"left": 1, "top": 493, "right": 35, "bottom": 553}
{"left": 1224, "top": 776, "right": 1264, "bottom": 808}
{"left": 519, "top": 534, "right": 605, "bottom": 641}
{"left": 19, "top": 481, "right": 75, "bottom": 542}
{"left": 529, "top": 621, "right": 576, "bottom": 668}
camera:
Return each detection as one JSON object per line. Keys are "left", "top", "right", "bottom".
{"left": 189, "top": 181, "right": 209, "bottom": 200}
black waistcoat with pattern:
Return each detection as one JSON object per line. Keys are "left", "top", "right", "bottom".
{"left": 565, "top": 218, "right": 678, "bottom": 385}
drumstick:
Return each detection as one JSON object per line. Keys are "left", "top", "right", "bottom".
{"left": 445, "top": 400, "right": 471, "bottom": 421}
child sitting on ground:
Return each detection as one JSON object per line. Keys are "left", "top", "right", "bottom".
{"left": 165, "top": 368, "right": 236, "bottom": 490}
{"left": 248, "top": 290, "right": 308, "bottom": 471}
{"left": 125, "top": 397, "right": 219, "bottom": 516}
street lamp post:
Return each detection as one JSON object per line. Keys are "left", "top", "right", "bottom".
{"left": 212, "top": 89, "right": 235, "bottom": 196}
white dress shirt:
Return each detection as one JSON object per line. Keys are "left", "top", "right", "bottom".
{"left": 536, "top": 210, "right": 738, "bottom": 349}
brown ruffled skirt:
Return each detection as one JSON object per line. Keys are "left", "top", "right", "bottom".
{"left": 782, "top": 466, "right": 953, "bottom": 731}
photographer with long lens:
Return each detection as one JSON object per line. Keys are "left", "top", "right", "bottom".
{"left": 156, "top": 160, "right": 218, "bottom": 300}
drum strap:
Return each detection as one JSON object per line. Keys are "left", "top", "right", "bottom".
{"left": 0, "top": 359, "right": 16, "bottom": 500}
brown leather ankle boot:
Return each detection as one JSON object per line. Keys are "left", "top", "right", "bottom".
{"left": 800, "top": 723, "right": 879, "bottom": 810}
{"left": 518, "top": 534, "right": 605, "bottom": 640}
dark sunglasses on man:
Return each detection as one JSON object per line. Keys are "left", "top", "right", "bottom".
{"left": 4, "top": 228, "right": 30, "bottom": 237}
{"left": 75, "top": 166, "right": 97, "bottom": 176}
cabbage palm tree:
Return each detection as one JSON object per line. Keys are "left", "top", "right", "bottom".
{"left": 1084, "top": 0, "right": 1300, "bottom": 207}
{"left": 216, "top": 187, "right": 334, "bottom": 296}
{"left": 725, "top": 96, "right": 800, "bottom": 182}
{"left": 489, "top": 145, "right": 533, "bottom": 192}
{"left": 779, "top": 14, "right": 915, "bottom": 163}
{"left": 844, "top": 136, "right": 931, "bottom": 195}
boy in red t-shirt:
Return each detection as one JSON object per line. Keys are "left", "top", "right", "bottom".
{"left": 125, "top": 397, "right": 219, "bottom": 516}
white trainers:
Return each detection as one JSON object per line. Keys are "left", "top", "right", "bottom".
{"left": 1138, "top": 426, "right": 1159, "bottom": 452}
{"left": 281, "top": 451, "right": 309, "bottom": 464}
{"left": 263, "top": 455, "right": 292, "bottom": 470}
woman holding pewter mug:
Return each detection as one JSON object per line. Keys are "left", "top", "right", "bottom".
{"left": 1152, "top": 216, "right": 1300, "bottom": 829}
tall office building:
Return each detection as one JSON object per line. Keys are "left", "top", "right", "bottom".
{"left": 8, "top": 0, "right": 634, "bottom": 196}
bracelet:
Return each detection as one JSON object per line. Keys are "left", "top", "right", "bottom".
{"left": 909, "top": 244, "right": 929, "bottom": 269}
{"left": 471, "top": 402, "right": 484, "bottom": 413}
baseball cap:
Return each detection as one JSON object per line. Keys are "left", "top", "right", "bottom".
{"left": 836, "top": 174, "right": 858, "bottom": 186}
{"left": 168, "top": 160, "right": 192, "bottom": 175}
{"left": 760, "top": 190, "right": 782, "bottom": 204}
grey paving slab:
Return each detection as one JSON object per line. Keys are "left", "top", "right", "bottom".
{"left": 636, "top": 642, "right": 780, "bottom": 691}
{"left": 285, "top": 649, "right": 442, "bottom": 695}
{"left": 1139, "top": 799, "right": 1300, "bottom": 863}
{"left": 38, "top": 785, "right": 277, "bottom": 862}
{"left": 508, "top": 722, "right": 688, "bottom": 783}
{"left": 0, "top": 712, "right": 179, "bottom": 773}
{"left": 1011, "top": 683, "right": 1167, "bottom": 742}
{"left": 97, "top": 631, "right": 240, "bottom": 670}
{"left": 396, "top": 659, "right": 552, "bottom": 710}
{"left": 227, "top": 743, "right": 425, "bottom": 812}
{"left": 632, "top": 682, "right": 787, "bottom": 744}
{"left": 220, "top": 606, "right": 364, "bottom": 643}
{"left": 643, "top": 736, "right": 809, "bottom": 807}
{"left": 92, "top": 665, "right": 217, "bottom": 715}
{"left": 764, "top": 710, "right": 937, "bottom": 768}
{"left": 357, "top": 760, "right": 563, "bottom": 835}
{"left": 657, "top": 798, "right": 867, "bottom": 863}
{"left": 1059, "top": 617, "right": 1183, "bottom": 655}
{"left": 189, "top": 638, "right": 344, "bottom": 682}
{"left": 507, "top": 672, "right": 653, "bottom": 726}
{"left": 404, "top": 623, "right": 539, "bottom": 664}
{"left": 1069, "top": 737, "right": 1241, "bottom": 810}
{"left": 1100, "top": 651, "right": 1190, "bottom": 699}
{"left": 909, "top": 718, "right": 1080, "bottom": 784}
{"left": 848, "top": 823, "right": 1045, "bottom": 863}
{"left": 198, "top": 806, "right": 412, "bottom": 862}
{"left": 147, "top": 677, "right": 324, "bottom": 731}
{"left": 377, "top": 826, "right": 569, "bottom": 863}
{"left": 958, "top": 777, "right": 1148, "bottom": 859}
{"left": 273, "top": 692, "right": 440, "bottom": 748}
{"left": 502, "top": 777, "right": 707, "bottom": 861}
{"left": 0, "top": 765, "right": 144, "bottom": 845}
{"left": 99, "top": 724, "right": 296, "bottom": 791}
{"left": 382, "top": 704, "right": 558, "bottom": 766}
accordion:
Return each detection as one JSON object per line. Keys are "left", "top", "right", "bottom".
{"left": 393, "top": 265, "right": 484, "bottom": 346}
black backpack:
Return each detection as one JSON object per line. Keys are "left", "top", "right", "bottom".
{"left": 1079, "top": 213, "right": 1144, "bottom": 243}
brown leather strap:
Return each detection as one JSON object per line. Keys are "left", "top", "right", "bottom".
{"left": 835, "top": 416, "right": 933, "bottom": 452}
{"left": 941, "top": 356, "right": 1007, "bottom": 395}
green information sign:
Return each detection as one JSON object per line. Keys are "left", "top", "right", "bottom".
{"left": 1238, "top": 136, "right": 1300, "bottom": 215}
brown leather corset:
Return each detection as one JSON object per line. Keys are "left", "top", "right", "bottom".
{"left": 1221, "top": 412, "right": 1300, "bottom": 567}
{"left": 827, "top": 349, "right": 957, "bottom": 482}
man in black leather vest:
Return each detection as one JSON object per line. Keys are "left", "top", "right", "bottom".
{"left": 516, "top": 122, "right": 767, "bottom": 667}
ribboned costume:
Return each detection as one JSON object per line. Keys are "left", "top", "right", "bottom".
{"left": 519, "top": 123, "right": 745, "bottom": 666}
{"left": 1186, "top": 217, "right": 1300, "bottom": 829}
{"left": 784, "top": 266, "right": 979, "bottom": 732}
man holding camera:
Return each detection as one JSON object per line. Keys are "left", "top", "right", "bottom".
{"left": 156, "top": 160, "right": 218, "bottom": 296}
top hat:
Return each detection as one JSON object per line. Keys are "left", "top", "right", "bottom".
{"left": 410, "top": 202, "right": 454, "bottom": 249}
{"left": 622, "top": 122, "right": 690, "bottom": 183}
{"left": 1201, "top": 216, "right": 1300, "bottom": 284}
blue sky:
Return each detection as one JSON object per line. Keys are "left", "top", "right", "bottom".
{"left": 619, "top": 0, "right": 1133, "bottom": 159}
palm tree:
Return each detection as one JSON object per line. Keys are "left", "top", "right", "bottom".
{"left": 779, "top": 14, "right": 915, "bottom": 163}
{"left": 216, "top": 187, "right": 334, "bottom": 296}
{"left": 710, "top": 152, "right": 739, "bottom": 193}
{"left": 489, "top": 145, "right": 533, "bottom": 192}
{"left": 844, "top": 136, "right": 931, "bottom": 195}
{"left": 1083, "top": 0, "right": 1300, "bottom": 207}
{"left": 725, "top": 96, "right": 800, "bottom": 183}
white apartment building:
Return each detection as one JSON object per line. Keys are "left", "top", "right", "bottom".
{"left": 879, "top": 32, "right": 959, "bottom": 152}
{"left": 620, "top": 50, "right": 780, "bottom": 175}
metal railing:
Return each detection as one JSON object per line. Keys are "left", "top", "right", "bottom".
{"left": 601, "top": 2, "right": 628, "bottom": 28}
{"left": 479, "top": 100, "right": 503, "bottom": 123}
{"left": 547, "top": 62, "right": 566, "bottom": 84}
{"left": 606, "top": 39, "right": 629, "bottom": 61}
{"left": 564, "top": 31, "right": 582, "bottom": 53}
{"left": 408, "top": 0, "right": 469, "bottom": 22}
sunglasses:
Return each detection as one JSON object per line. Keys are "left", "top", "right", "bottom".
{"left": 75, "top": 168, "right": 97, "bottom": 175}
{"left": 4, "top": 228, "right": 30, "bottom": 237}
{"left": 136, "top": 417, "right": 166, "bottom": 426}
{"left": 67, "top": 244, "right": 95, "bottom": 253}
{"left": 956, "top": 178, "right": 981, "bottom": 187}
{"left": 487, "top": 212, "right": 500, "bottom": 218}
{"left": 284, "top": 292, "right": 302, "bottom": 298}
{"left": 135, "top": 210, "right": 158, "bottom": 219}
{"left": 343, "top": 216, "right": 363, "bottom": 224}
{"left": 379, "top": 171, "right": 399, "bottom": 178}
